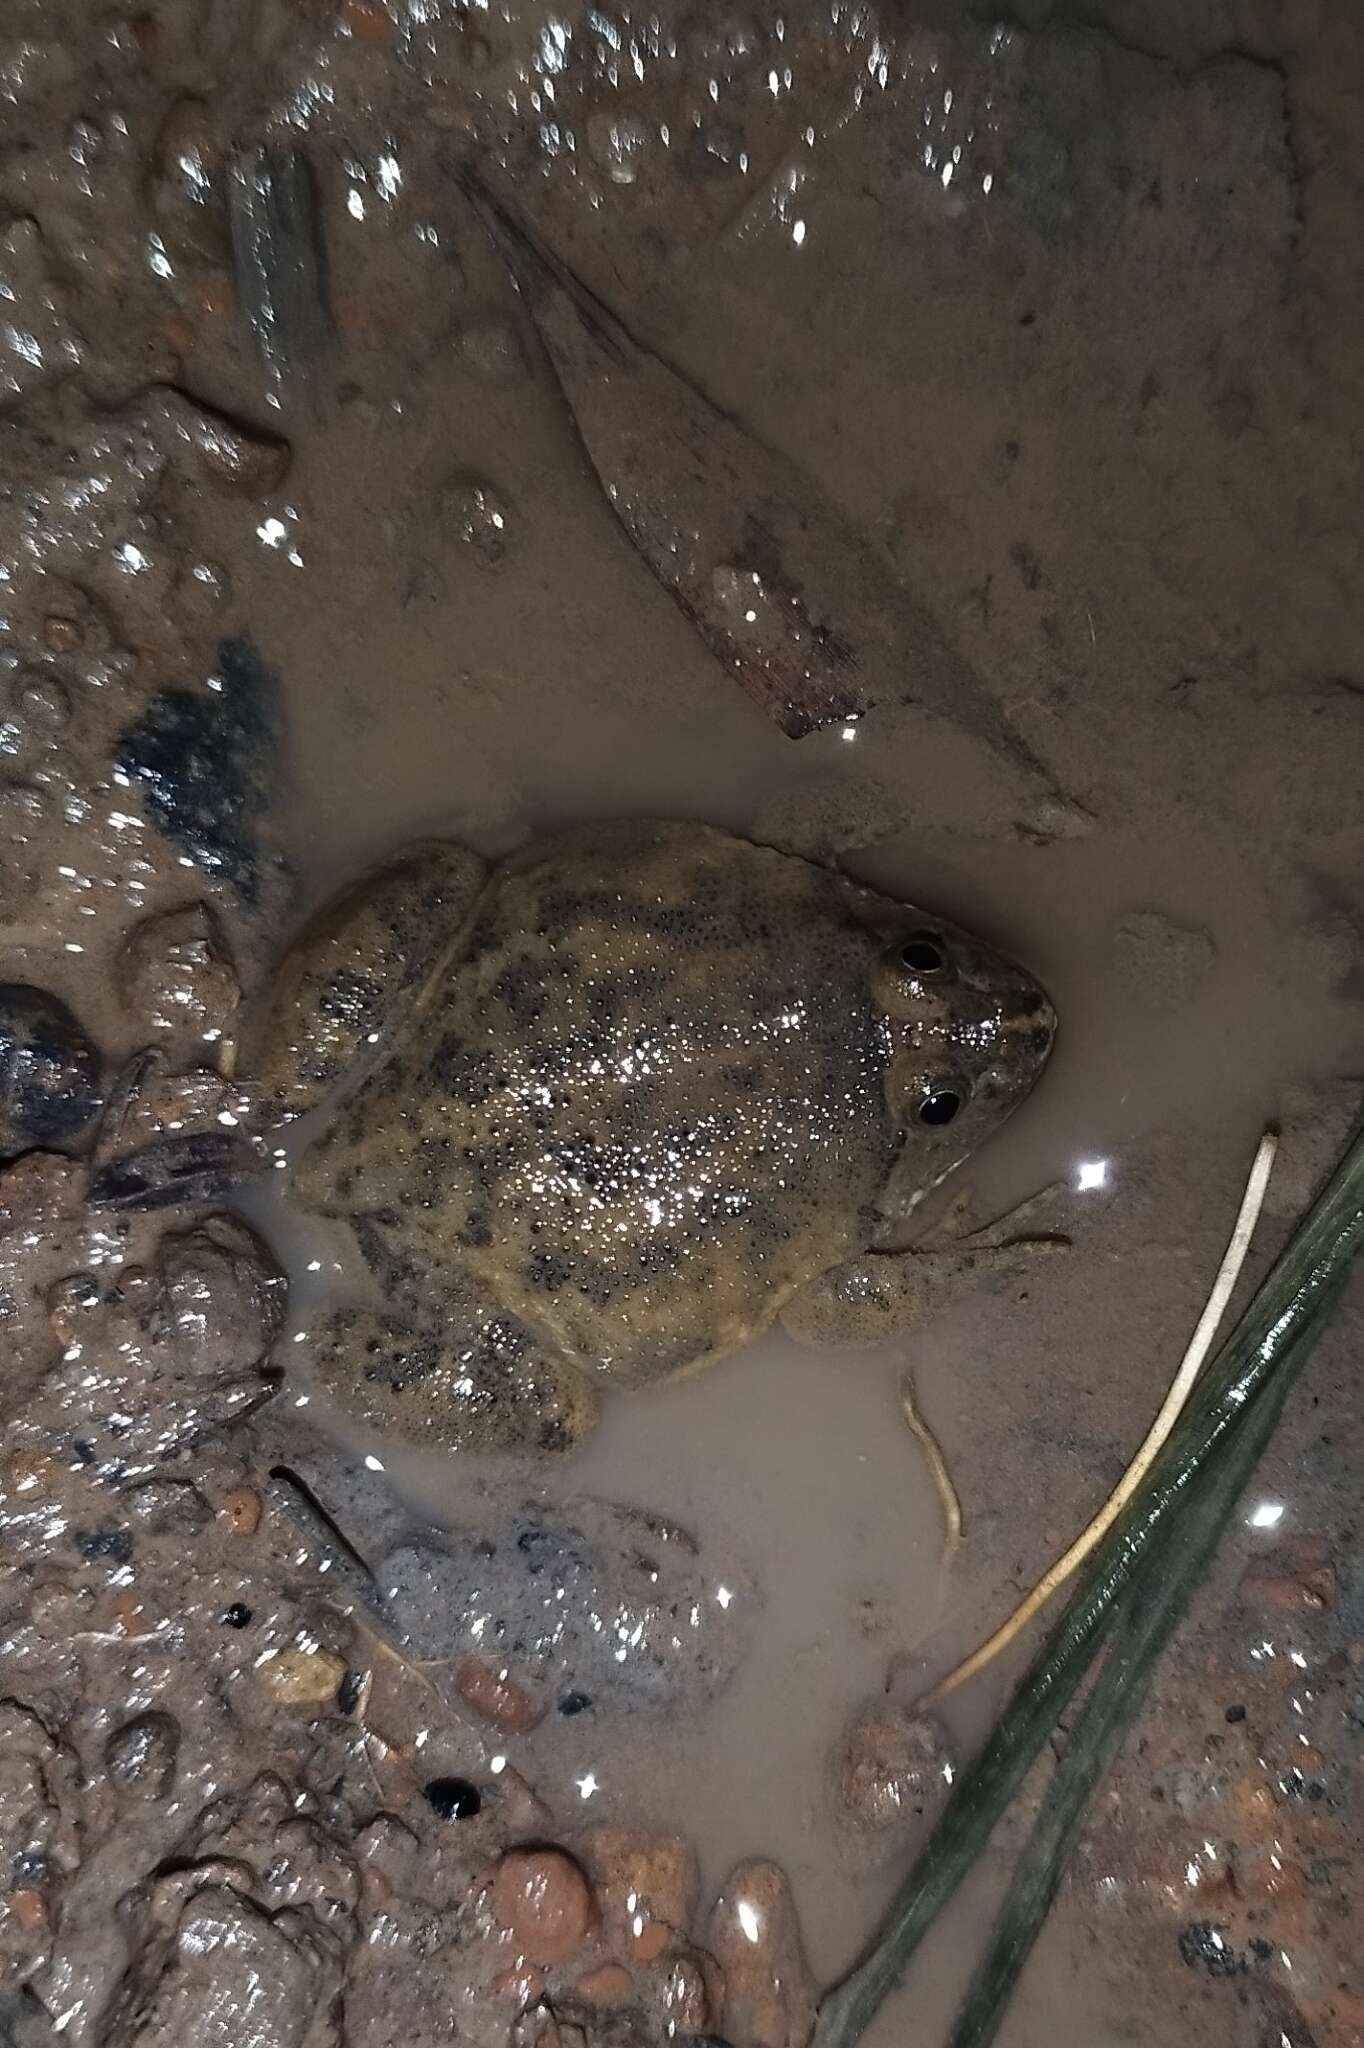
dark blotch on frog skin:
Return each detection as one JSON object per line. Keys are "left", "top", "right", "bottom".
{"left": 491, "top": 964, "right": 549, "bottom": 1026}
{"left": 116, "top": 636, "right": 279, "bottom": 903}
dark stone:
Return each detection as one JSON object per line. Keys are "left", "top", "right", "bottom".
{"left": 106, "top": 1711, "right": 179, "bottom": 1797}
{"left": 116, "top": 636, "right": 280, "bottom": 903}
{"left": 1178, "top": 1921, "right": 1251, "bottom": 1977}
{"left": 0, "top": 984, "right": 101, "bottom": 1151}
{"left": 75, "top": 1522, "right": 133, "bottom": 1564}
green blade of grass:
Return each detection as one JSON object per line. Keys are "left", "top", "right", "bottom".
{"left": 814, "top": 1115, "right": 1364, "bottom": 2048}
{"left": 945, "top": 1278, "right": 1342, "bottom": 2048}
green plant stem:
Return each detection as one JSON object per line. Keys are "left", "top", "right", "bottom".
{"left": 944, "top": 1280, "right": 1341, "bottom": 2048}
{"left": 814, "top": 1118, "right": 1364, "bottom": 2048}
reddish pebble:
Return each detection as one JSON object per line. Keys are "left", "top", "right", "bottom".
{"left": 8, "top": 1889, "right": 47, "bottom": 1934}
{"left": 632, "top": 1919, "right": 669, "bottom": 1963}
{"left": 219, "top": 1486, "right": 262, "bottom": 1537}
{"left": 1239, "top": 1538, "right": 1337, "bottom": 1616}
{"left": 577, "top": 1963, "right": 632, "bottom": 2005}
{"left": 492, "top": 1964, "right": 545, "bottom": 2005}
{"left": 457, "top": 1653, "right": 543, "bottom": 1733}
{"left": 491, "top": 1848, "right": 596, "bottom": 1965}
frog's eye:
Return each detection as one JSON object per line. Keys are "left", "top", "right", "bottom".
{"left": 917, "top": 1083, "right": 967, "bottom": 1126}
{"left": 900, "top": 933, "right": 946, "bottom": 975}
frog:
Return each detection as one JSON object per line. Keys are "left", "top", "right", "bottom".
{"left": 94, "top": 821, "right": 1056, "bottom": 1456}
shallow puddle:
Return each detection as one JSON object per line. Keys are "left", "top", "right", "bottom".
{"left": 1, "top": 3, "right": 1361, "bottom": 2045}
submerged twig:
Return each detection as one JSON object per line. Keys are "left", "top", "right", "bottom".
{"left": 900, "top": 1370, "right": 963, "bottom": 1571}
{"left": 924, "top": 1130, "right": 1278, "bottom": 1702}
{"left": 814, "top": 1109, "right": 1364, "bottom": 2048}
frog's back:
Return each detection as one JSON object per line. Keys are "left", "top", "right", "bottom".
{"left": 306, "top": 822, "right": 899, "bottom": 1381}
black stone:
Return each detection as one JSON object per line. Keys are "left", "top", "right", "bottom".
{"left": 221, "top": 1602, "right": 253, "bottom": 1629}
{"left": 75, "top": 1523, "right": 132, "bottom": 1564}
{"left": 1178, "top": 1921, "right": 1249, "bottom": 1977}
{"left": 116, "top": 636, "right": 280, "bottom": 903}
{"left": 0, "top": 984, "right": 101, "bottom": 1150}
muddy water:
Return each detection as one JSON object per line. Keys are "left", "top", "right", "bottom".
{"left": 3, "top": 1, "right": 1363, "bottom": 2041}
{"left": 230, "top": 228, "right": 1354, "bottom": 2025}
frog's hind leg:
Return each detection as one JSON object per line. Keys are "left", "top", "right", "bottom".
{"left": 301, "top": 1230, "right": 598, "bottom": 1457}
{"left": 89, "top": 843, "right": 486, "bottom": 1213}
{"left": 299, "top": 1287, "right": 600, "bottom": 1456}
{"left": 253, "top": 840, "right": 487, "bottom": 1119}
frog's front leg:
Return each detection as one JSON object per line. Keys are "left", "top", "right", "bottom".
{"left": 781, "top": 1187, "right": 1068, "bottom": 1350}
{"left": 90, "top": 842, "right": 485, "bottom": 1210}
{"left": 299, "top": 1264, "right": 599, "bottom": 1456}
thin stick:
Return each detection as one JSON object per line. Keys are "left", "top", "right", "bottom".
{"left": 924, "top": 1130, "right": 1277, "bottom": 1705}
{"left": 945, "top": 1281, "right": 1338, "bottom": 2048}
{"left": 901, "top": 1370, "right": 963, "bottom": 1568}
{"left": 814, "top": 1114, "right": 1364, "bottom": 2048}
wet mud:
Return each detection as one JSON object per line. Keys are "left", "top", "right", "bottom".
{"left": 1, "top": 3, "right": 1362, "bottom": 2047}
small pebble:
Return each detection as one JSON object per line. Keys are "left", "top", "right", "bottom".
{"left": 456, "top": 1653, "right": 542, "bottom": 1733}
{"left": 219, "top": 1486, "right": 262, "bottom": 1537}
{"left": 257, "top": 1644, "right": 347, "bottom": 1707}
{"left": 658, "top": 1951, "right": 711, "bottom": 2033}
{"left": 836, "top": 1705, "right": 954, "bottom": 1832}
{"left": 511, "top": 2005, "right": 565, "bottom": 2048}
{"left": 581, "top": 1826, "right": 699, "bottom": 1940}
{"left": 105, "top": 1711, "right": 179, "bottom": 1798}
{"left": 576, "top": 1963, "right": 632, "bottom": 2005}
{"left": 708, "top": 1859, "right": 814, "bottom": 2048}
{"left": 1239, "top": 1537, "right": 1337, "bottom": 1616}
{"left": 43, "top": 1268, "right": 97, "bottom": 1335}
{"left": 42, "top": 616, "right": 82, "bottom": 653}
{"left": 117, "top": 902, "right": 240, "bottom": 1054}
{"left": 441, "top": 475, "right": 515, "bottom": 569}
{"left": 0, "top": 984, "right": 102, "bottom": 1151}
{"left": 7, "top": 1889, "right": 46, "bottom": 1935}
{"left": 633, "top": 1919, "right": 669, "bottom": 1962}
{"left": 108, "top": 1588, "right": 153, "bottom": 1636}
{"left": 491, "top": 1847, "right": 597, "bottom": 1965}
{"left": 492, "top": 1964, "right": 546, "bottom": 2006}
